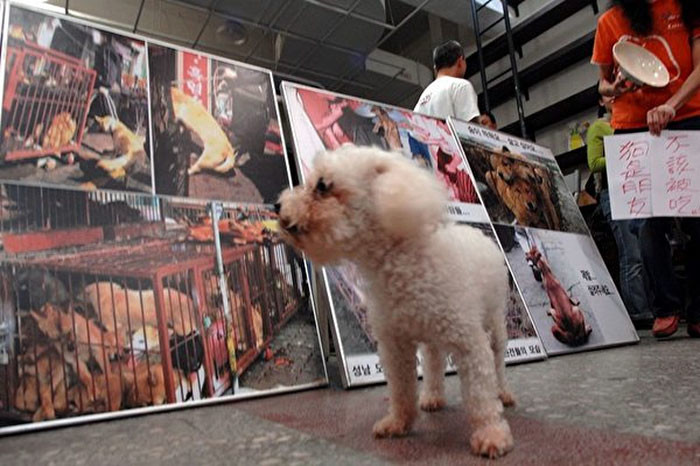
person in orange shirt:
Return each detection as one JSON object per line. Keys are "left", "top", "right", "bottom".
{"left": 592, "top": 0, "right": 700, "bottom": 338}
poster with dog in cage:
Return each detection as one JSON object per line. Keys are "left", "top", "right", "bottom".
{"left": 0, "top": 182, "right": 327, "bottom": 432}
{"left": 0, "top": 4, "right": 152, "bottom": 193}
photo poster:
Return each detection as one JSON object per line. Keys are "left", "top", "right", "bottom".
{"left": 147, "top": 41, "right": 291, "bottom": 205}
{"left": 0, "top": 2, "right": 153, "bottom": 193}
{"left": 604, "top": 131, "right": 700, "bottom": 220}
{"left": 0, "top": 3, "right": 328, "bottom": 435}
{"left": 281, "top": 82, "right": 544, "bottom": 387}
{"left": 449, "top": 118, "right": 639, "bottom": 356}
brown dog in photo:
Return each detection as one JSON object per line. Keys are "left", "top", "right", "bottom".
{"left": 488, "top": 147, "right": 561, "bottom": 230}
{"left": 526, "top": 246, "right": 592, "bottom": 346}
{"left": 83, "top": 281, "right": 195, "bottom": 346}
{"left": 123, "top": 363, "right": 167, "bottom": 407}
{"left": 83, "top": 362, "right": 125, "bottom": 413}
{"left": 30, "top": 304, "right": 117, "bottom": 385}
{"left": 42, "top": 112, "right": 76, "bottom": 152}
{"left": 170, "top": 87, "right": 238, "bottom": 176}
{"left": 531, "top": 166, "right": 560, "bottom": 230}
{"left": 94, "top": 115, "right": 148, "bottom": 179}
{"left": 485, "top": 167, "right": 544, "bottom": 227}
{"left": 14, "top": 347, "right": 69, "bottom": 422}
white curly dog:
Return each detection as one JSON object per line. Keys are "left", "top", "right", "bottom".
{"left": 277, "top": 145, "right": 515, "bottom": 458}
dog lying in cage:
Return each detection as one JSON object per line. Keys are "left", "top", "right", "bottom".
{"left": 278, "top": 146, "right": 515, "bottom": 458}
{"left": 11, "top": 270, "right": 206, "bottom": 421}
{"left": 15, "top": 303, "right": 170, "bottom": 421}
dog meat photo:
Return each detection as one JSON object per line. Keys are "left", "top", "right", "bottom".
{"left": 0, "top": 182, "right": 326, "bottom": 433}
{"left": 325, "top": 220, "right": 544, "bottom": 386}
{"left": 0, "top": 5, "right": 152, "bottom": 193}
{"left": 494, "top": 224, "right": 638, "bottom": 355}
{"left": 148, "top": 43, "right": 289, "bottom": 204}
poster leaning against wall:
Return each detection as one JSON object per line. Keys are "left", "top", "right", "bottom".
{"left": 448, "top": 118, "right": 639, "bottom": 356}
{"left": 0, "top": 2, "right": 153, "bottom": 193}
{"left": 0, "top": 2, "right": 328, "bottom": 436}
{"left": 0, "top": 184, "right": 328, "bottom": 435}
{"left": 281, "top": 82, "right": 544, "bottom": 387}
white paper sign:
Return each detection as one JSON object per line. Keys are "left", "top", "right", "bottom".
{"left": 604, "top": 132, "right": 653, "bottom": 219}
{"left": 604, "top": 131, "right": 700, "bottom": 219}
{"left": 650, "top": 132, "right": 700, "bottom": 217}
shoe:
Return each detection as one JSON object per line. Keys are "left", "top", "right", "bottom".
{"left": 652, "top": 316, "right": 680, "bottom": 338}
{"left": 688, "top": 322, "right": 700, "bottom": 338}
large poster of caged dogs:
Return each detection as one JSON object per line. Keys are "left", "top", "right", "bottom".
{"left": 0, "top": 182, "right": 327, "bottom": 434}
{"left": 449, "top": 119, "right": 638, "bottom": 355}
{"left": 148, "top": 43, "right": 290, "bottom": 205}
{"left": 0, "top": 4, "right": 152, "bottom": 193}
{"left": 281, "top": 82, "right": 544, "bottom": 387}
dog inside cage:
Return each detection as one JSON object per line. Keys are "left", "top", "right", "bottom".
{"left": 0, "top": 182, "right": 314, "bottom": 426}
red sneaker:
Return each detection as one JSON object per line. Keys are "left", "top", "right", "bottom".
{"left": 688, "top": 322, "right": 700, "bottom": 338}
{"left": 652, "top": 316, "right": 680, "bottom": 338}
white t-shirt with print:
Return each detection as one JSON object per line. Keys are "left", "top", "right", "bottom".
{"left": 413, "top": 76, "right": 480, "bottom": 122}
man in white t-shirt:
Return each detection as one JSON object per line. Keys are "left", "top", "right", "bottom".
{"left": 414, "top": 40, "right": 480, "bottom": 123}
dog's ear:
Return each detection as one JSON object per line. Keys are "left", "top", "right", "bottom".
{"left": 371, "top": 156, "right": 446, "bottom": 239}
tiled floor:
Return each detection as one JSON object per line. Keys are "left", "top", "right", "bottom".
{"left": 1, "top": 329, "right": 699, "bottom": 465}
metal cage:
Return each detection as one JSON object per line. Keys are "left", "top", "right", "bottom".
{"left": 0, "top": 187, "right": 306, "bottom": 423}
{"left": 2, "top": 40, "right": 96, "bottom": 162}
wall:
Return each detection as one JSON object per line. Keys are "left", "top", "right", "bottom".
{"left": 466, "top": 0, "right": 605, "bottom": 156}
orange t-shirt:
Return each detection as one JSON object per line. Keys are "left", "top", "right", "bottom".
{"left": 592, "top": 0, "right": 700, "bottom": 129}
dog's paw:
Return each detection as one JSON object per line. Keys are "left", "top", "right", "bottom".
{"left": 470, "top": 422, "right": 514, "bottom": 459}
{"left": 499, "top": 390, "right": 517, "bottom": 407}
{"left": 373, "top": 415, "right": 412, "bottom": 438}
{"left": 419, "top": 394, "right": 446, "bottom": 412}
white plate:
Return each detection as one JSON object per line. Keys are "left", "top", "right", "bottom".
{"left": 613, "top": 41, "right": 670, "bottom": 88}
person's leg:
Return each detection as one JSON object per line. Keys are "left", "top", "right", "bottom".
{"left": 640, "top": 217, "right": 683, "bottom": 336}
{"left": 599, "top": 190, "right": 653, "bottom": 323}
{"left": 681, "top": 219, "right": 700, "bottom": 336}
{"left": 666, "top": 117, "right": 700, "bottom": 336}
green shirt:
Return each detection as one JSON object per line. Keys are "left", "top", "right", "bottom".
{"left": 587, "top": 118, "right": 614, "bottom": 173}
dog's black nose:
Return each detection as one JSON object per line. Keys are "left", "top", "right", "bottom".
{"left": 274, "top": 202, "right": 282, "bottom": 214}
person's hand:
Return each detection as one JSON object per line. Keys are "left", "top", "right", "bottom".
{"left": 647, "top": 104, "right": 676, "bottom": 136}
{"left": 609, "top": 71, "right": 640, "bottom": 96}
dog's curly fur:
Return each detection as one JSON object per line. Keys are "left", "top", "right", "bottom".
{"left": 278, "top": 145, "right": 515, "bottom": 458}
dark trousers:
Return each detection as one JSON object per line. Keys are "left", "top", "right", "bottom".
{"left": 616, "top": 116, "right": 700, "bottom": 322}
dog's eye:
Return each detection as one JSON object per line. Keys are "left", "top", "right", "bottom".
{"left": 315, "top": 177, "right": 332, "bottom": 195}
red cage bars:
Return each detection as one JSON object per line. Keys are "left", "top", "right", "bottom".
{"left": 2, "top": 41, "right": 96, "bottom": 162}
{"left": 0, "top": 237, "right": 306, "bottom": 422}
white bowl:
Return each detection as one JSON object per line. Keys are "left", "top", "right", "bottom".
{"left": 613, "top": 41, "right": 670, "bottom": 88}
